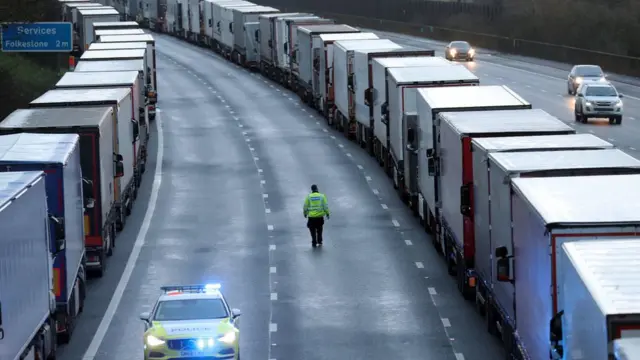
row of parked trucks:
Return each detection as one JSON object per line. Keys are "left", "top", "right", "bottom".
{"left": 152, "top": 0, "right": 640, "bottom": 359}
{"left": 0, "top": 2, "right": 159, "bottom": 359}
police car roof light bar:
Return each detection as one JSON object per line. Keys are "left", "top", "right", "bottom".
{"left": 160, "top": 284, "right": 221, "bottom": 293}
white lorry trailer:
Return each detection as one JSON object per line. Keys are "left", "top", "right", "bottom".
{"left": 216, "top": 2, "right": 256, "bottom": 57}
{"left": 493, "top": 174, "right": 640, "bottom": 359}
{"left": 551, "top": 238, "right": 640, "bottom": 360}
{"left": 258, "top": 13, "right": 304, "bottom": 77}
{"left": 471, "top": 133, "right": 614, "bottom": 330}
{"left": 614, "top": 338, "right": 640, "bottom": 360}
{"left": 354, "top": 48, "right": 435, "bottom": 152}
{"left": 29, "top": 88, "right": 134, "bottom": 237}
{"left": 369, "top": 56, "right": 451, "bottom": 167}
{"left": 333, "top": 39, "right": 401, "bottom": 135}
{"left": 98, "top": 34, "right": 158, "bottom": 103}
{"left": 92, "top": 20, "right": 140, "bottom": 32}
{"left": 55, "top": 70, "right": 147, "bottom": 182}
{"left": 231, "top": 6, "right": 278, "bottom": 66}
{"left": 0, "top": 107, "right": 120, "bottom": 277}
{"left": 89, "top": 41, "right": 148, "bottom": 51}
{"left": 435, "top": 109, "right": 575, "bottom": 299}
{"left": 294, "top": 24, "right": 359, "bottom": 102}
{"left": 77, "top": 8, "right": 120, "bottom": 52}
{"left": 313, "top": 32, "right": 379, "bottom": 117}
{"left": 0, "top": 171, "right": 56, "bottom": 360}
{"left": 94, "top": 28, "right": 145, "bottom": 40}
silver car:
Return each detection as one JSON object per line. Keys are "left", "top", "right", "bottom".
{"left": 445, "top": 41, "right": 475, "bottom": 61}
{"left": 574, "top": 83, "right": 623, "bottom": 124}
{"left": 567, "top": 64, "right": 606, "bottom": 95}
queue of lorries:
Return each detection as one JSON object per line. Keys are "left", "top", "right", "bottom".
{"left": 0, "top": 1, "right": 160, "bottom": 359}
{"left": 156, "top": 1, "right": 640, "bottom": 359}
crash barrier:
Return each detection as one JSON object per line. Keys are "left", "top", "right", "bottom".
{"left": 311, "top": 11, "right": 640, "bottom": 78}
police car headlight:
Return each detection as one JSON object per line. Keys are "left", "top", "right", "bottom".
{"left": 219, "top": 332, "right": 236, "bottom": 344}
{"left": 146, "top": 335, "right": 165, "bottom": 347}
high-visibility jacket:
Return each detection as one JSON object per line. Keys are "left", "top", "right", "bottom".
{"left": 303, "top": 192, "right": 330, "bottom": 218}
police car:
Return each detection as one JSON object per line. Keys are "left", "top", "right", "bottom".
{"left": 139, "top": 284, "right": 241, "bottom": 360}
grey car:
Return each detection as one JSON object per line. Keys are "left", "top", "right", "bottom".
{"left": 574, "top": 83, "right": 623, "bottom": 124}
{"left": 445, "top": 41, "right": 475, "bottom": 61}
{"left": 567, "top": 64, "right": 606, "bottom": 95}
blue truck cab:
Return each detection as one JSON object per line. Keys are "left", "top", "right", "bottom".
{"left": 0, "top": 133, "right": 86, "bottom": 344}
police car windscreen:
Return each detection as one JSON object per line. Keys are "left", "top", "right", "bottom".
{"left": 154, "top": 299, "right": 229, "bottom": 320}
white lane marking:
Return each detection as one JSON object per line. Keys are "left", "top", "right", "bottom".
{"left": 238, "top": 124, "right": 243, "bottom": 128}
{"left": 225, "top": 105, "right": 230, "bottom": 108}
{"left": 302, "top": 108, "right": 307, "bottom": 112}
{"left": 254, "top": 157, "right": 259, "bottom": 161}
{"left": 630, "top": 117, "right": 635, "bottom": 120}
{"left": 270, "top": 293, "right": 278, "bottom": 301}
{"left": 405, "top": 240, "right": 413, "bottom": 246}
{"left": 265, "top": 208, "right": 271, "bottom": 213}
{"left": 270, "top": 266, "right": 276, "bottom": 273}
{"left": 346, "top": 153, "right": 352, "bottom": 157}
{"left": 208, "top": 86, "right": 213, "bottom": 90}
{"left": 316, "top": 121, "right": 320, "bottom": 124}
{"left": 372, "top": 189, "right": 379, "bottom": 195}
{"left": 392, "top": 219, "right": 400, "bottom": 227}
{"left": 263, "top": 193, "right": 269, "bottom": 198}
{"left": 338, "top": 144, "right": 344, "bottom": 148}
{"left": 269, "top": 323, "right": 278, "bottom": 332}
{"left": 428, "top": 287, "right": 437, "bottom": 295}
{"left": 261, "top": 180, "right": 266, "bottom": 184}
{"left": 267, "top": 225, "right": 274, "bottom": 231}
{"left": 309, "top": 115, "right": 314, "bottom": 118}
{"left": 357, "top": 165, "right": 363, "bottom": 170}
{"left": 541, "top": 89, "right": 546, "bottom": 92}
{"left": 441, "top": 318, "right": 451, "bottom": 327}
{"left": 245, "top": 138, "right": 251, "bottom": 142}
{"left": 82, "top": 106, "right": 165, "bottom": 360}
{"left": 233, "top": 116, "right": 239, "bottom": 120}
{"left": 381, "top": 204, "right": 388, "bottom": 209}
{"left": 258, "top": 168, "right": 263, "bottom": 173}
{"left": 322, "top": 128, "right": 328, "bottom": 132}
{"left": 455, "top": 354, "right": 465, "bottom": 360}
{"left": 631, "top": 147, "right": 637, "bottom": 150}
{"left": 415, "top": 262, "right": 424, "bottom": 268}
{"left": 365, "top": 176, "right": 372, "bottom": 181}
{"left": 330, "top": 135, "right": 336, "bottom": 139}
{"left": 269, "top": 244, "right": 276, "bottom": 250}
{"left": 589, "top": 130, "right": 594, "bottom": 133}
{"left": 608, "top": 138, "right": 615, "bottom": 141}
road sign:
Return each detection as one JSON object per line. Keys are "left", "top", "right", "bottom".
{"left": 1, "top": 22, "right": 73, "bottom": 52}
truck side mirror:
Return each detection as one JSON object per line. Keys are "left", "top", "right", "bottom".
{"left": 495, "top": 246, "right": 513, "bottom": 283}
{"left": 216, "top": 21, "right": 220, "bottom": 29}
{"left": 268, "top": 39, "right": 272, "bottom": 48}
{"left": 114, "top": 154, "right": 124, "bottom": 178}
{"left": 132, "top": 119, "right": 139, "bottom": 140}
{"left": 460, "top": 184, "right": 471, "bottom": 217}
{"left": 427, "top": 157, "right": 436, "bottom": 176}
{"left": 407, "top": 128, "right": 415, "bottom": 143}
{"left": 381, "top": 102, "right": 388, "bottom": 116}
{"left": 49, "top": 215, "right": 66, "bottom": 252}
{"left": 550, "top": 311, "right": 564, "bottom": 358}
{"left": 426, "top": 148, "right": 434, "bottom": 157}
{"left": 364, "top": 88, "right": 372, "bottom": 106}
{"left": 208, "top": 19, "right": 212, "bottom": 26}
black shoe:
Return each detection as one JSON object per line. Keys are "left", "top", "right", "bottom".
{"left": 317, "top": 242, "right": 323, "bottom": 246}
{"left": 312, "top": 242, "right": 317, "bottom": 247}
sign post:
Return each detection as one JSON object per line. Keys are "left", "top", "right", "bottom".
{"left": 1, "top": 22, "right": 73, "bottom": 52}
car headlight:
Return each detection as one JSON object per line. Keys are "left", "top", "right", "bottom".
{"left": 468, "top": 48, "right": 475, "bottom": 55}
{"left": 615, "top": 99, "right": 622, "bottom": 106}
{"left": 146, "top": 335, "right": 165, "bottom": 347}
{"left": 449, "top": 49, "right": 457, "bottom": 55}
{"left": 575, "top": 77, "right": 583, "bottom": 84}
{"left": 218, "top": 331, "right": 237, "bottom": 344}
{"left": 585, "top": 101, "right": 592, "bottom": 107}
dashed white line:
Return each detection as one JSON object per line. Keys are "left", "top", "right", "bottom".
{"left": 541, "top": 89, "right": 546, "bottom": 92}
{"left": 238, "top": 124, "right": 243, "bottom": 128}
{"left": 415, "top": 262, "right": 424, "bottom": 268}
{"left": 404, "top": 240, "right": 413, "bottom": 246}
{"left": 309, "top": 114, "right": 314, "bottom": 118}
{"left": 346, "top": 153, "right": 352, "bottom": 157}
{"left": 316, "top": 121, "right": 320, "bottom": 124}
{"left": 631, "top": 147, "right": 637, "bottom": 151}
{"left": 455, "top": 353, "right": 465, "bottom": 360}
{"left": 269, "top": 266, "right": 276, "bottom": 273}
{"left": 441, "top": 318, "right": 451, "bottom": 327}
{"left": 330, "top": 135, "right": 336, "bottom": 139}
{"left": 608, "top": 138, "right": 615, "bottom": 141}
{"left": 267, "top": 225, "right": 274, "bottom": 231}
{"left": 263, "top": 194, "right": 269, "bottom": 198}
{"left": 261, "top": 180, "right": 266, "bottom": 184}
{"left": 357, "top": 165, "right": 363, "bottom": 170}
{"left": 265, "top": 208, "right": 271, "bottom": 213}
{"left": 372, "top": 189, "right": 379, "bottom": 195}
{"left": 322, "top": 128, "right": 328, "bottom": 132}
{"left": 365, "top": 176, "right": 372, "bottom": 181}
{"left": 381, "top": 204, "right": 388, "bottom": 209}
{"left": 254, "top": 157, "right": 259, "bottom": 161}
{"left": 428, "top": 287, "right": 437, "bottom": 295}
{"left": 338, "top": 144, "right": 344, "bottom": 148}
{"left": 270, "top": 293, "right": 278, "bottom": 301}
{"left": 269, "top": 323, "right": 278, "bottom": 332}
{"left": 392, "top": 219, "right": 400, "bottom": 227}
{"left": 245, "top": 138, "right": 251, "bottom": 142}
{"left": 269, "top": 244, "right": 276, "bottom": 250}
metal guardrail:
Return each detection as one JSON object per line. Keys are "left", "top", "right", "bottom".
{"left": 315, "top": 11, "right": 640, "bottom": 78}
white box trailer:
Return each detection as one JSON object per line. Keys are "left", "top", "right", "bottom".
{"left": 437, "top": 110, "right": 574, "bottom": 298}
{"left": 272, "top": 14, "right": 318, "bottom": 83}
{"left": 99, "top": 34, "right": 158, "bottom": 102}
{"left": 211, "top": 1, "right": 253, "bottom": 50}
{"left": 55, "top": 71, "right": 148, "bottom": 179}
{"left": 165, "top": 0, "right": 179, "bottom": 34}
{"left": 556, "top": 239, "right": 640, "bottom": 359}
{"left": 354, "top": 48, "right": 435, "bottom": 151}
{"left": 89, "top": 40, "right": 147, "bottom": 51}
{"left": 313, "top": 32, "right": 379, "bottom": 116}
{"left": 188, "top": 0, "right": 201, "bottom": 42}
{"left": 218, "top": 2, "right": 256, "bottom": 55}
{"left": 231, "top": 6, "right": 278, "bottom": 65}
{"left": 614, "top": 338, "right": 640, "bottom": 360}
{"left": 415, "top": 86, "right": 526, "bottom": 233}
{"left": 280, "top": 16, "right": 333, "bottom": 86}
{"left": 494, "top": 174, "right": 640, "bottom": 360}
{"left": 64, "top": 3, "right": 105, "bottom": 25}
{"left": 95, "top": 28, "right": 144, "bottom": 40}
{"left": 77, "top": 8, "right": 120, "bottom": 51}
{"left": 471, "top": 132, "right": 613, "bottom": 317}
{"left": 0, "top": 171, "right": 56, "bottom": 360}
{"left": 258, "top": 13, "right": 300, "bottom": 72}
{"left": 370, "top": 56, "right": 451, "bottom": 166}
{"left": 243, "top": 21, "right": 260, "bottom": 67}
{"left": 334, "top": 39, "right": 401, "bottom": 134}
{"left": 295, "top": 24, "right": 359, "bottom": 98}
{"left": 388, "top": 65, "right": 479, "bottom": 194}
{"left": 93, "top": 20, "right": 139, "bottom": 33}
{"left": 29, "top": 88, "right": 135, "bottom": 237}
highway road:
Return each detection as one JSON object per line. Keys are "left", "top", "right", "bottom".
{"left": 373, "top": 29, "right": 640, "bottom": 159}
{"left": 57, "top": 32, "right": 505, "bottom": 360}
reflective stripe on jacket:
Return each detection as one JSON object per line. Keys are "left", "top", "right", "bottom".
{"left": 303, "top": 192, "right": 329, "bottom": 218}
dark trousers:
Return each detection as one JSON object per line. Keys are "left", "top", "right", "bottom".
{"left": 307, "top": 217, "right": 324, "bottom": 244}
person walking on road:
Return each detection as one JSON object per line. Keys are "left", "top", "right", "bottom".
{"left": 303, "top": 184, "right": 330, "bottom": 247}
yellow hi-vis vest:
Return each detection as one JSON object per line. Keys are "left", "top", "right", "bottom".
{"left": 303, "top": 192, "right": 329, "bottom": 218}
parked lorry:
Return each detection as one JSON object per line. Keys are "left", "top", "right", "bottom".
{"left": 0, "top": 133, "right": 86, "bottom": 343}
{"left": 258, "top": 13, "right": 305, "bottom": 77}
{"left": 493, "top": 174, "right": 640, "bottom": 359}
{"left": 0, "top": 171, "right": 57, "bottom": 360}
{"left": 388, "top": 65, "right": 479, "bottom": 192}
{"left": 62, "top": 2, "right": 102, "bottom": 23}
{"left": 97, "top": 34, "right": 158, "bottom": 103}
{"left": 55, "top": 70, "right": 147, "bottom": 182}
{"left": 95, "top": 28, "right": 145, "bottom": 40}
{"left": 614, "top": 338, "right": 640, "bottom": 360}
{"left": 89, "top": 40, "right": 148, "bottom": 51}
{"left": 0, "top": 107, "right": 122, "bottom": 277}
{"left": 29, "top": 88, "right": 134, "bottom": 234}
{"left": 355, "top": 48, "right": 435, "bottom": 152}
{"left": 92, "top": 20, "right": 140, "bottom": 32}
{"left": 77, "top": 7, "right": 120, "bottom": 52}
{"left": 334, "top": 39, "right": 401, "bottom": 136}
{"left": 231, "top": 6, "right": 278, "bottom": 66}
{"left": 216, "top": 2, "right": 255, "bottom": 57}
{"left": 294, "top": 24, "right": 359, "bottom": 102}
{"left": 369, "top": 56, "right": 451, "bottom": 167}
{"left": 313, "top": 32, "right": 379, "bottom": 117}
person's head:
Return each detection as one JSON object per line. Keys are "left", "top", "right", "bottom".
{"left": 311, "top": 184, "right": 318, "bottom": 193}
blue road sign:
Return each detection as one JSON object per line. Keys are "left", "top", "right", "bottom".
{"left": 1, "top": 22, "right": 73, "bottom": 52}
